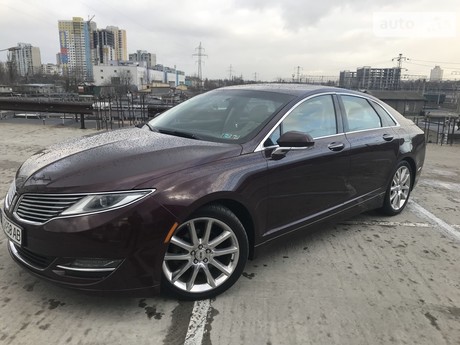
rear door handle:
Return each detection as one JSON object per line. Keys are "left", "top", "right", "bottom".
{"left": 383, "top": 134, "right": 394, "bottom": 141}
{"left": 328, "top": 142, "right": 345, "bottom": 151}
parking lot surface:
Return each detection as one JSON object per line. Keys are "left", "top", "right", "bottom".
{"left": 0, "top": 121, "right": 459, "bottom": 345}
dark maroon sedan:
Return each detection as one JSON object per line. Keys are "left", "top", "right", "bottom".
{"left": 1, "top": 84, "right": 425, "bottom": 299}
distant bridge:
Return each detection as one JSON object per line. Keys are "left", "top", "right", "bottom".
{"left": 0, "top": 98, "right": 93, "bottom": 114}
{"left": 0, "top": 98, "right": 93, "bottom": 128}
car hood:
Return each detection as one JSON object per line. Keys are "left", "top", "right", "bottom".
{"left": 15, "top": 127, "right": 242, "bottom": 193}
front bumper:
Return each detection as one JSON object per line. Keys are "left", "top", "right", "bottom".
{"left": 3, "top": 196, "right": 177, "bottom": 295}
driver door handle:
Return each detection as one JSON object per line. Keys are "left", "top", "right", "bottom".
{"left": 383, "top": 134, "right": 394, "bottom": 141}
{"left": 328, "top": 142, "right": 345, "bottom": 151}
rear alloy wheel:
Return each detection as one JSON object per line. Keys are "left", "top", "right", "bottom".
{"left": 162, "top": 205, "right": 248, "bottom": 300}
{"left": 381, "top": 161, "right": 412, "bottom": 216}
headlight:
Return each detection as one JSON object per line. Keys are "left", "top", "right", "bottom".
{"left": 5, "top": 180, "right": 16, "bottom": 210}
{"left": 60, "top": 189, "right": 154, "bottom": 216}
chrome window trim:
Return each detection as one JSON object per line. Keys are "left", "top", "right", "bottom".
{"left": 254, "top": 92, "right": 339, "bottom": 152}
{"left": 344, "top": 125, "right": 398, "bottom": 135}
{"left": 255, "top": 91, "right": 402, "bottom": 153}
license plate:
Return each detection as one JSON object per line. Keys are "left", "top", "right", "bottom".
{"left": 1, "top": 211, "right": 22, "bottom": 245}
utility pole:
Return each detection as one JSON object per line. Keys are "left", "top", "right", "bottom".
{"left": 295, "top": 66, "right": 303, "bottom": 83}
{"left": 254, "top": 72, "right": 258, "bottom": 82}
{"left": 193, "top": 42, "right": 207, "bottom": 88}
{"left": 392, "top": 53, "right": 408, "bottom": 69}
{"left": 228, "top": 64, "right": 233, "bottom": 80}
{"left": 392, "top": 53, "right": 408, "bottom": 90}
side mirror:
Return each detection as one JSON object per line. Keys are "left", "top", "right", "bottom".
{"left": 277, "top": 131, "right": 315, "bottom": 147}
{"left": 271, "top": 131, "right": 315, "bottom": 160}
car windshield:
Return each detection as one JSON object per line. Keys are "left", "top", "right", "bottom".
{"left": 147, "top": 89, "right": 295, "bottom": 144}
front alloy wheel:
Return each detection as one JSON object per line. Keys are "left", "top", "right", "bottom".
{"left": 162, "top": 205, "right": 248, "bottom": 300}
{"left": 381, "top": 161, "right": 412, "bottom": 215}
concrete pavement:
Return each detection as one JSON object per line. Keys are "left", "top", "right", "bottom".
{"left": 0, "top": 120, "right": 459, "bottom": 345}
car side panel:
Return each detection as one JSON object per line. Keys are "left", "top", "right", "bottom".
{"left": 344, "top": 127, "right": 400, "bottom": 199}
{"left": 262, "top": 134, "right": 351, "bottom": 237}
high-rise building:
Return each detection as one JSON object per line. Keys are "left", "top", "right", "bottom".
{"left": 58, "top": 17, "right": 94, "bottom": 81}
{"left": 106, "top": 26, "right": 127, "bottom": 61}
{"left": 129, "top": 50, "right": 156, "bottom": 68}
{"left": 9, "top": 43, "right": 41, "bottom": 77}
{"left": 430, "top": 65, "right": 443, "bottom": 82}
{"left": 93, "top": 29, "right": 115, "bottom": 65}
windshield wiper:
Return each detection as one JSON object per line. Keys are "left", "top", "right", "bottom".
{"left": 157, "top": 128, "right": 200, "bottom": 140}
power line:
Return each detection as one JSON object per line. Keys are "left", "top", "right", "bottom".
{"left": 410, "top": 58, "right": 460, "bottom": 66}
{"left": 406, "top": 61, "right": 460, "bottom": 71}
{"left": 405, "top": 61, "right": 434, "bottom": 68}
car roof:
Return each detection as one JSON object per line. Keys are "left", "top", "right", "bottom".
{"left": 218, "top": 83, "right": 367, "bottom": 98}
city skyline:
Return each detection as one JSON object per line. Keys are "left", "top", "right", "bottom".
{"left": 1, "top": 0, "right": 460, "bottom": 81}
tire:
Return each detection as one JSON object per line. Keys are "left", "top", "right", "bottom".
{"left": 380, "top": 161, "right": 412, "bottom": 216}
{"left": 161, "top": 205, "right": 249, "bottom": 300}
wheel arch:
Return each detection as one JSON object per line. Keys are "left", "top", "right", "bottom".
{"left": 401, "top": 156, "right": 416, "bottom": 190}
{"left": 199, "top": 199, "right": 256, "bottom": 260}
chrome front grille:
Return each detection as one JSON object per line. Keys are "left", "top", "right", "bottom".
{"left": 15, "top": 194, "right": 85, "bottom": 223}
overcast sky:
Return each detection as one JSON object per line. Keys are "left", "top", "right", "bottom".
{"left": 1, "top": 0, "right": 460, "bottom": 81}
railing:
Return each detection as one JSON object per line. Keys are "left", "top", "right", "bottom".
{"left": 0, "top": 96, "right": 178, "bottom": 130}
{"left": 412, "top": 115, "right": 460, "bottom": 145}
{"left": 91, "top": 96, "right": 175, "bottom": 130}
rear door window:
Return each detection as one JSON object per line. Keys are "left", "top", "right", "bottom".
{"left": 370, "top": 101, "right": 397, "bottom": 127}
{"left": 341, "top": 95, "right": 382, "bottom": 131}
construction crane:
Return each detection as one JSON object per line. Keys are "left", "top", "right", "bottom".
{"left": 0, "top": 47, "right": 19, "bottom": 53}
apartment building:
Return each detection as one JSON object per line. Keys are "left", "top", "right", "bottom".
{"left": 93, "top": 29, "right": 116, "bottom": 64}
{"left": 9, "top": 43, "right": 41, "bottom": 77}
{"left": 106, "top": 26, "right": 128, "bottom": 61}
{"left": 430, "top": 66, "right": 443, "bottom": 82}
{"left": 339, "top": 67, "right": 401, "bottom": 90}
{"left": 58, "top": 17, "right": 94, "bottom": 81}
{"left": 129, "top": 50, "right": 156, "bottom": 68}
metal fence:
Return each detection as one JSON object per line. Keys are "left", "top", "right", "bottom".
{"left": 91, "top": 95, "right": 177, "bottom": 130}
{"left": 412, "top": 115, "right": 460, "bottom": 145}
{"left": 92, "top": 98, "right": 149, "bottom": 131}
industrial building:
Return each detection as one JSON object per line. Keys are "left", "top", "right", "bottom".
{"left": 92, "top": 63, "right": 185, "bottom": 90}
